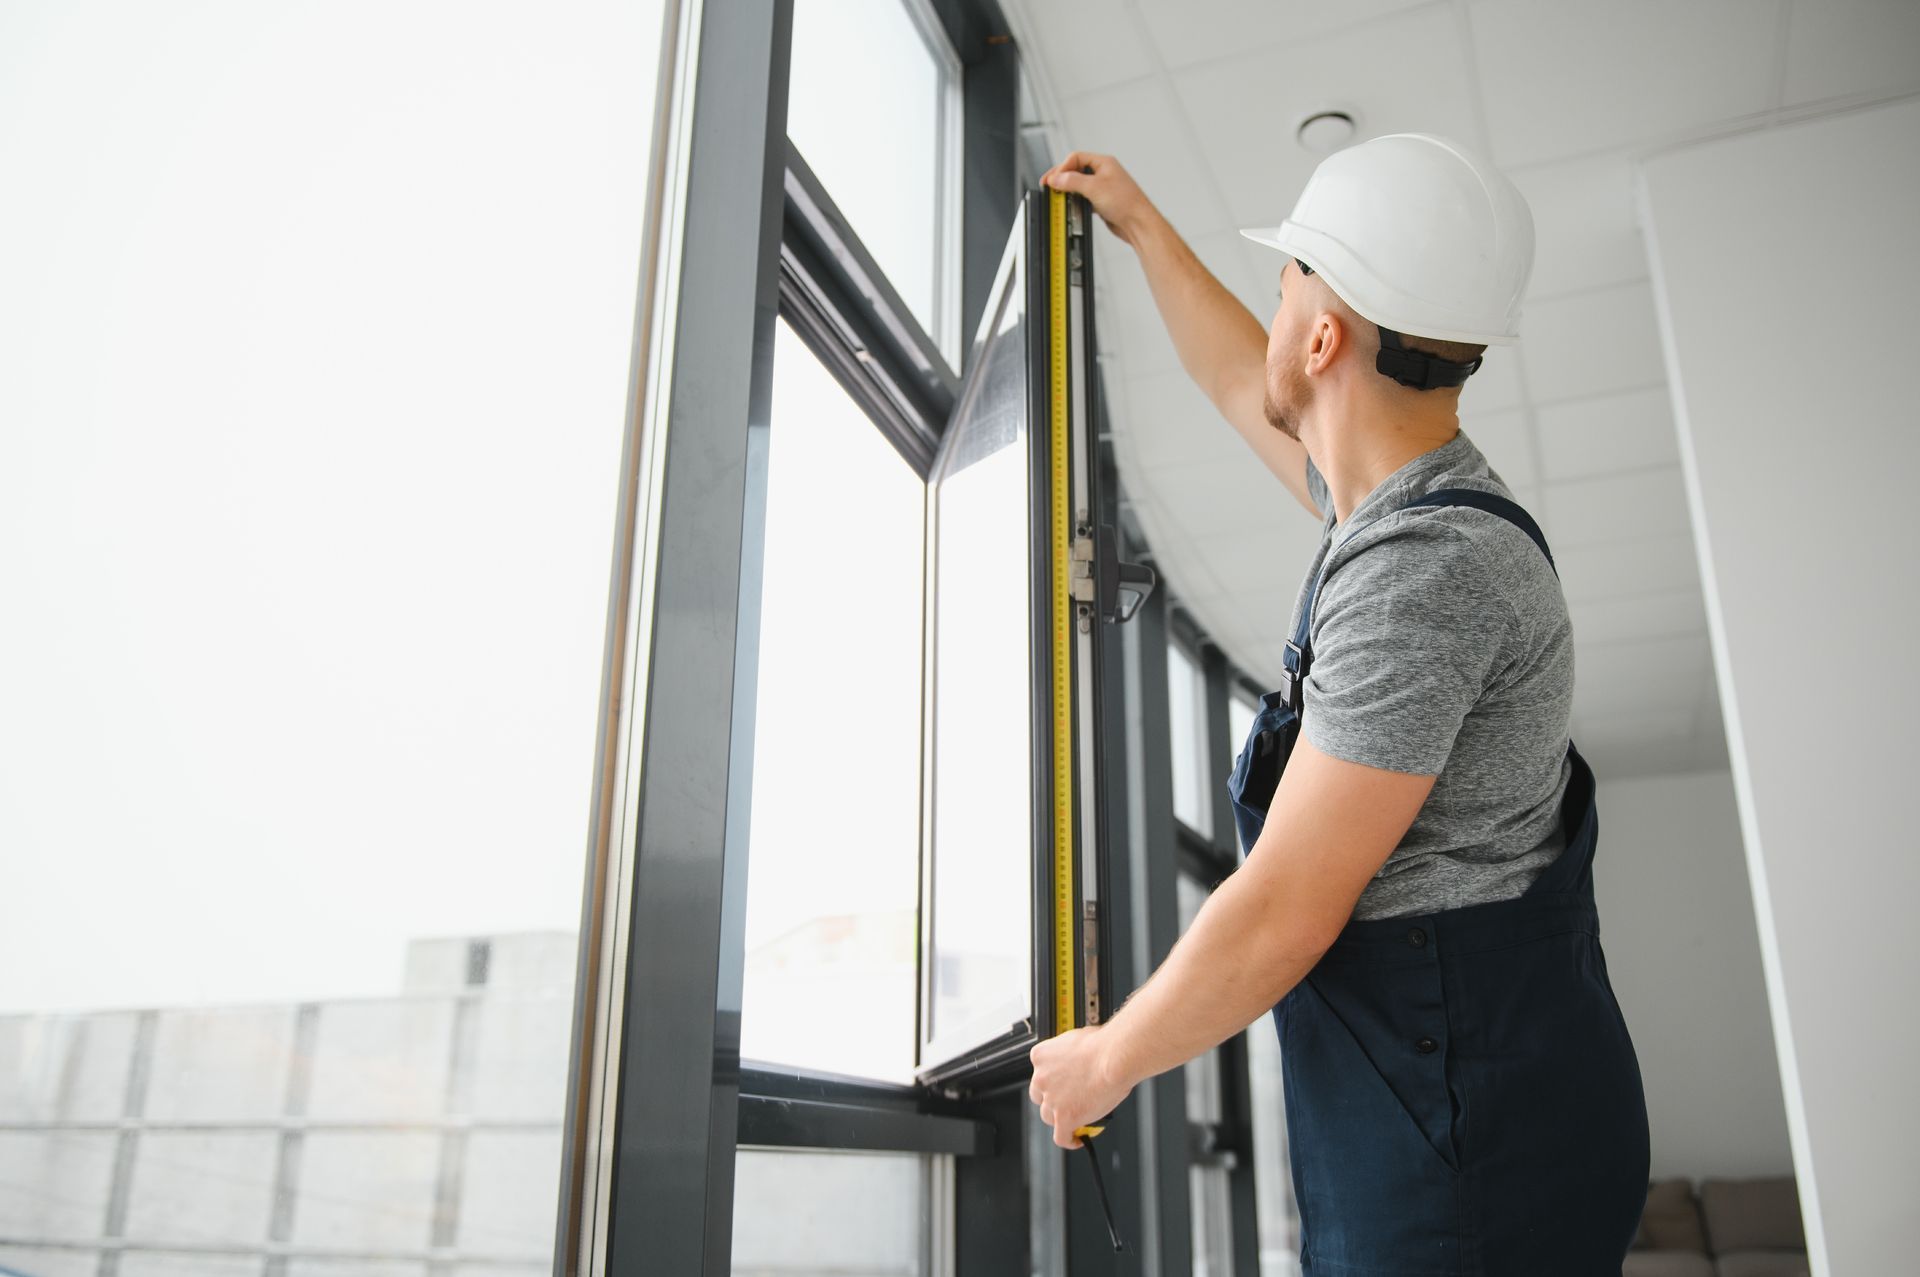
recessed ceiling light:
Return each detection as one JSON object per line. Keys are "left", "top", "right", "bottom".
{"left": 1296, "top": 110, "right": 1357, "bottom": 154}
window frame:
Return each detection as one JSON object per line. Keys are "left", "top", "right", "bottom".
{"left": 569, "top": 0, "right": 1276, "bottom": 1270}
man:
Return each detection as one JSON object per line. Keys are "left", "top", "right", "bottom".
{"left": 1027, "top": 135, "right": 1649, "bottom": 1274}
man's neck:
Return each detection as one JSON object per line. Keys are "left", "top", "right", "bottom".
{"left": 1304, "top": 408, "right": 1460, "bottom": 527}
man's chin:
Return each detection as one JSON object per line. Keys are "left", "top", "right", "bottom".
{"left": 1263, "top": 399, "right": 1300, "bottom": 442}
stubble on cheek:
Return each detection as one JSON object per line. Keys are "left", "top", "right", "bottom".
{"left": 1263, "top": 371, "right": 1301, "bottom": 442}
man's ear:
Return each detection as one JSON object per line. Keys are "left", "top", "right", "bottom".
{"left": 1305, "top": 311, "right": 1345, "bottom": 376}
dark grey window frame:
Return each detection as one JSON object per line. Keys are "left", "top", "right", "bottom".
{"left": 1169, "top": 608, "right": 1273, "bottom": 1273}
{"left": 552, "top": 0, "right": 1276, "bottom": 1270}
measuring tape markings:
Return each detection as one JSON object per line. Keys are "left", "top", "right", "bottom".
{"left": 1047, "top": 188, "right": 1076, "bottom": 1044}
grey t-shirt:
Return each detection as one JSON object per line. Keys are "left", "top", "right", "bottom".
{"left": 1292, "top": 430, "right": 1573, "bottom": 920}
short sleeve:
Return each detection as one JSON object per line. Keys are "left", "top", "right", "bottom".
{"left": 1305, "top": 455, "right": 1331, "bottom": 518}
{"left": 1300, "top": 522, "right": 1515, "bottom": 775}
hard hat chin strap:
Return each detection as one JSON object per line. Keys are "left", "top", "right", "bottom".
{"left": 1375, "top": 326, "right": 1481, "bottom": 391}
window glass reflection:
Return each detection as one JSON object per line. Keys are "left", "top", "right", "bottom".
{"left": 739, "top": 320, "right": 926, "bottom": 1083}
{"left": 788, "top": 0, "right": 954, "bottom": 360}
{"left": 733, "top": 1149, "right": 937, "bottom": 1273}
{"left": 1169, "top": 641, "right": 1211, "bottom": 837}
{"left": 922, "top": 251, "right": 1033, "bottom": 1064}
{"left": 0, "top": 1, "right": 662, "bottom": 1269}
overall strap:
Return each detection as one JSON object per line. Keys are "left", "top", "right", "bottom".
{"left": 1398, "top": 487, "right": 1557, "bottom": 575}
{"left": 1277, "top": 486, "right": 1558, "bottom": 712}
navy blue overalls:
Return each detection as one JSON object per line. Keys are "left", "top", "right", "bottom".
{"left": 1226, "top": 488, "right": 1651, "bottom": 1276}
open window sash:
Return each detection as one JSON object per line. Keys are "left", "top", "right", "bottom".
{"left": 915, "top": 189, "right": 1152, "bottom": 1095}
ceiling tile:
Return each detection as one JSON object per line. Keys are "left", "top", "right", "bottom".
{"left": 1782, "top": 0, "right": 1920, "bottom": 106}
{"left": 1466, "top": 0, "right": 1778, "bottom": 168}
{"left": 1523, "top": 280, "right": 1666, "bottom": 404}
{"left": 1573, "top": 630, "right": 1716, "bottom": 717}
{"left": 1095, "top": 254, "right": 1182, "bottom": 376}
{"left": 1460, "top": 346, "right": 1525, "bottom": 413}
{"left": 1574, "top": 705, "right": 1697, "bottom": 747}
{"left": 1542, "top": 466, "right": 1691, "bottom": 549}
{"left": 1010, "top": 0, "right": 1159, "bottom": 101}
{"left": 1575, "top": 726, "right": 1723, "bottom": 782}
{"left": 1555, "top": 533, "right": 1701, "bottom": 603}
{"left": 1119, "top": 369, "right": 1249, "bottom": 469}
{"left": 1570, "top": 587, "right": 1709, "bottom": 646}
{"left": 1170, "top": 4, "right": 1482, "bottom": 230}
{"left": 1187, "top": 525, "right": 1317, "bottom": 612}
{"left": 1191, "top": 228, "right": 1279, "bottom": 330}
{"left": 1460, "top": 407, "right": 1536, "bottom": 487}
{"left": 1146, "top": 458, "right": 1304, "bottom": 538}
{"left": 1509, "top": 153, "right": 1646, "bottom": 300}
{"left": 1132, "top": 0, "right": 1439, "bottom": 72}
{"left": 1536, "top": 386, "right": 1680, "bottom": 481}
{"left": 1060, "top": 75, "right": 1233, "bottom": 238}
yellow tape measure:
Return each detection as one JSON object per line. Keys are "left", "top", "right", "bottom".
{"left": 1047, "top": 188, "right": 1076, "bottom": 1044}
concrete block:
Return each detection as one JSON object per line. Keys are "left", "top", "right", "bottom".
{"left": 146, "top": 1007, "right": 295, "bottom": 1122}
{"left": 401, "top": 938, "right": 471, "bottom": 996}
{"left": 0, "top": 1012, "right": 139, "bottom": 1122}
{"left": 467, "top": 995, "right": 569, "bottom": 1123}
{"left": 454, "top": 1129, "right": 563, "bottom": 1263}
{"left": 730, "top": 1149, "right": 927, "bottom": 1273}
{"left": 304, "top": 999, "right": 454, "bottom": 1122}
{"left": 288, "top": 1131, "right": 437, "bottom": 1253}
{"left": 118, "top": 1250, "right": 265, "bottom": 1276}
{"left": 0, "top": 1130, "right": 117, "bottom": 1239}
{"left": 482, "top": 933, "right": 575, "bottom": 993}
{"left": 125, "top": 1131, "right": 277, "bottom": 1246}
{"left": 0, "top": 1245, "right": 99, "bottom": 1277}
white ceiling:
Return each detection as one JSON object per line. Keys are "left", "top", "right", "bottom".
{"left": 1002, "top": 0, "right": 1920, "bottom": 780}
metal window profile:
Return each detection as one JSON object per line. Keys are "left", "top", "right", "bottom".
{"left": 1124, "top": 578, "right": 1199, "bottom": 1274}
{"left": 736, "top": 1063, "right": 993, "bottom": 1156}
{"left": 778, "top": 149, "right": 955, "bottom": 475}
{"left": 553, "top": 0, "right": 794, "bottom": 1273}
{"left": 1201, "top": 644, "right": 1266, "bottom": 1271}
{"left": 1176, "top": 821, "right": 1237, "bottom": 889}
{"left": 783, "top": 142, "right": 960, "bottom": 402}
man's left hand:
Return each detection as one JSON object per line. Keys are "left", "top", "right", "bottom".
{"left": 1028, "top": 1025, "right": 1134, "bottom": 1149}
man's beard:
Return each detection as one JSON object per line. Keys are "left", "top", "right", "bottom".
{"left": 1262, "top": 365, "right": 1308, "bottom": 442}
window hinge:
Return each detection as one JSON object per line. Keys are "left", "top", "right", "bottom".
{"left": 1083, "top": 901, "right": 1101, "bottom": 1025}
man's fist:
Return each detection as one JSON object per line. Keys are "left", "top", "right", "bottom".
{"left": 1028, "top": 1024, "right": 1135, "bottom": 1149}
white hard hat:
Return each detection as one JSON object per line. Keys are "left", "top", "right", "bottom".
{"left": 1240, "top": 132, "right": 1535, "bottom": 349}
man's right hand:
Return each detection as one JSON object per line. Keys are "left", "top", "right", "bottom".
{"left": 1040, "top": 152, "right": 1162, "bottom": 249}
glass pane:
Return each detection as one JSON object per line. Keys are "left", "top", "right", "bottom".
{"left": 1248, "top": 1010, "right": 1303, "bottom": 1275}
{"left": 1178, "top": 877, "right": 1225, "bottom": 1124}
{"left": 1178, "top": 873, "right": 1244, "bottom": 1275}
{"left": 1191, "top": 1163, "right": 1237, "bottom": 1277}
{"left": 1228, "top": 692, "right": 1259, "bottom": 773}
{"left": 732, "top": 1149, "right": 937, "bottom": 1275}
{"left": 922, "top": 232, "right": 1034, "bottom": 1065}
{"left": 739, "top": 320, "right": 926, "bottom": 1083}
{"left": 0, "top": 2, "right": 664, "bottom": 1271}
{"left": 1169, "top": 642, "right": 1212, "bottom": 837}
{"left": 789, "top": 0, "right": 952, "bottom": 358}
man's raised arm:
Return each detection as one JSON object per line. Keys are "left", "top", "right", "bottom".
{"left": 1040, "top": 152, "right": 1317, "bottom": 519}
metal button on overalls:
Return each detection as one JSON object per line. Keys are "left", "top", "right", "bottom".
{"left": 1226, "top": 488, "right": 1651, "bottom": 1276}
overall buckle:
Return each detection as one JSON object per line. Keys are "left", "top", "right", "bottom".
{"left": 1279, "top": 640, "right": 1307, "bottom": 712}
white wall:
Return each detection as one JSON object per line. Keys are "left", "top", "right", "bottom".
{"left": 1593, "top": 769, "right": 1791, "bottom": 1179}
{"left": 1639, "top": 96, "right": 1920, "bottom": 1276}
